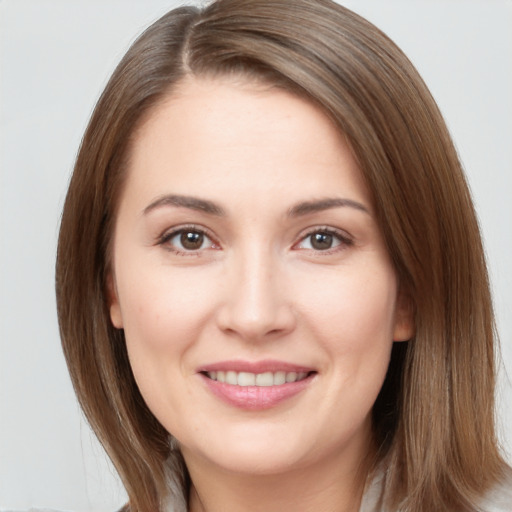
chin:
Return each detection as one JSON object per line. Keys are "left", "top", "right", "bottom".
{"left": 203, "top": 445, "right": 309, "bottom": 476}
{"left": 177, "top": 422, "right": 312, "bottom": 476}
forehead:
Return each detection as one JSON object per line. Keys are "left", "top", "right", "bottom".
{"left": 123, "top": 76, "right": 370, "bottom": 212}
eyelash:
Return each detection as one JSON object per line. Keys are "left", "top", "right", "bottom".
{"left": 156, "top": 225, "right": 353, "bottom": 256}
{"left": 294, "top": 227, "right": 353, "bottom": 254}
{"left": 157, "top": 225, "right": 218, "bottom": 256}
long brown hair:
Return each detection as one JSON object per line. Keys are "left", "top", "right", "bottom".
{"left": 56, "top": 1, "right": 508, "bottom": 510}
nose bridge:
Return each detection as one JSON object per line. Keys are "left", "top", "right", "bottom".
{"left": 217, "top": 241, "right": 295, "bottom": 340}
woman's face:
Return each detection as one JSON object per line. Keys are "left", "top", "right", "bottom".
{"left": 109, "top": 77, "right": 413, "bottom": 477}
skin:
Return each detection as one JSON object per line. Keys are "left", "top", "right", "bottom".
{"left": 109, "top": 77, "right": 413, "bottom": 512}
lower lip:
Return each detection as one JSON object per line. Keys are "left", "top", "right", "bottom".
{"left": 200, "top": 374, "right": 314, "bottom": 410}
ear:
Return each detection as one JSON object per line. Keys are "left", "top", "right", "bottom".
{"left": 106, "top": 273, "right": 124, "bottom": 329}
{"left": 393, "top": 288, "right": 415, "bottom": 342}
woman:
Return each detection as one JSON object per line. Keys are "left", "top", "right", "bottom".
{"left": 55, "top": 0, "right": 511, "bottom": 511}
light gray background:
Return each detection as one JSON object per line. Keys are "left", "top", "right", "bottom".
{"left": 1, "top": 1, "right": 511, "bottom": 511}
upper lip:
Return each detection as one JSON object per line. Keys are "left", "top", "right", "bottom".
{"left": 198, "top": 359, "right": 316, "bottom": 374}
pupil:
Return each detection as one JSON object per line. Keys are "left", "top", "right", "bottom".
{"left": 181, "top": 231, "right": 203, "bottom": 250}
{"left": 311, "top": 232, "right": 333, "bottom": 250}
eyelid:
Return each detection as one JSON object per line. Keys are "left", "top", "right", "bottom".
{"left": 155, "top": 224, "right": 352, "bottom": 255}
{"left": 293, "top": 226, "right": 354, "bottom": 252}
{"left": 156, "top": 224, "right": 220, "bottom": 253}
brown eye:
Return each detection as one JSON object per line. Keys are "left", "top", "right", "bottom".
{"left": 295, "top": 229, "right": 351, "bottom": 252}
{"left": 160, "top": 228, "right": 215, "bottom": 253}
{"left": 180, "top": 231, "right": 204, "bottom": 250}
{"left": 310, "top": 232, "right": 334, "bottom": 250}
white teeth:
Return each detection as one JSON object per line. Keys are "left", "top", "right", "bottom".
{"left": 256, "top": 372, "right": 274, "bottom": 386}
{"left": 226, "top": 371, "right": 237, "bottom": 385}
{"left": 274, "top": 371, "right": 286, "bottom": 385}
{"left": 206, "top": 370, "right": 310, "bottom": 386}
{"left": 237, "top": 372, "right": 256, "bottom": 386}
{"left": 285, "top": 371, "right": 297, "bottom": 383}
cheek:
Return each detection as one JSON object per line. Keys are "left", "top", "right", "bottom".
{"left": 114, "top": 267, "right": 219, "bottom": 423}
{"left": 294, "top": 262, "right": 398, "bottom": 403}
{"left": 114, "top": 262, "right": 219, "bottom": 391}
{"left": 296, "top": 264, "right": 398, "bottom": 346}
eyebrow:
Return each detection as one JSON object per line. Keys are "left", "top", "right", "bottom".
{"left": 287, "top": 197, "right": 369, "bottom": 217}
{"left": 143, "top": 194, "right": 369, "bottom": 217}
{"left": 143, "top": 194, "right": 226, "bottom": 216}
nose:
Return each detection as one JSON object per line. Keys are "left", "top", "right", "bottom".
{"left": 215, "top": 249, "right": 296, "bottom": 342}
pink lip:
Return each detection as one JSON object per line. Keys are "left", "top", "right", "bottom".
{"left": 197, "top": 359, "right": 316, "bottom": 411}
{"left": 198, "top": 359, "right": 314, "bottom": 374}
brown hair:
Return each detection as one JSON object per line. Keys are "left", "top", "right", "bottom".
{"left": 56, "top": 1, "right": 508, "bottom": 511}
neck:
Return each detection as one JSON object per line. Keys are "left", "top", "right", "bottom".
{"left": 184, "top": 436, "right": 375, "bottom": 512}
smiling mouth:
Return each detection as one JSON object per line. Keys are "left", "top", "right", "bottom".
{"left": 199, "top": 365, "right": 316, "bottom": 409}
{"left": 202, "top": 370, "right": 315, "bottom": 387}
